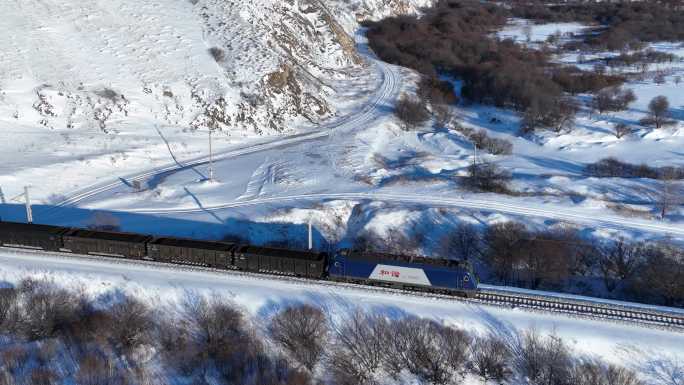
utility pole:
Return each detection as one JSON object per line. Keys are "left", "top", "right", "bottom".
{"left": 208, "top": 129, "right": 214, "bottom": 182}
{"left": 308, "top": 217, "right": 313, "bottom": 250}
{"left": 10, "top": 186, "right": 33, "bottom": 223}
{"left": 24, "top": 186, "right": 33, "bottom": 223}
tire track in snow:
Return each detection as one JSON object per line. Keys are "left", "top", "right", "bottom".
{"left": 40, "top": 35, "right": 402, "bottom": 218}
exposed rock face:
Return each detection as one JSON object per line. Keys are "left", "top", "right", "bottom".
{"left": 0, "top": 0, "right": 432, "bottom": 136}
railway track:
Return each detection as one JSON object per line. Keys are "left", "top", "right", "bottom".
{"left": 475, "top": 289, "right": 684, "bottom": 330}
{"left": 2, "top": 246, "right": 683, "bottom": 331}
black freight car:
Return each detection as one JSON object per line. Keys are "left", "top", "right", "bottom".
{"left": 234, "top": 245, "right": 326, "bottom": 278}
{"left": 0, "top": 221, "right": 68, "bottom": 251}
{"left": 63, "top": 229, "right": 151, "bottom": 258}
{"left": 148, "top": 237, "right": 237, "bottom": 269}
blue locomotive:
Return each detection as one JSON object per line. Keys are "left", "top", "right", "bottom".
{"left": 329, "top": 249, "right": 478, "bottom": 296}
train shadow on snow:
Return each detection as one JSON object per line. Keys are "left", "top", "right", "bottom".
{"left": 0, "top": 203, "right": 331, "bottom": 251}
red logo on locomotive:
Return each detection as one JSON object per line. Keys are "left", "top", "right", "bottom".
{"left": 380, "top": 270, "right": 401, "bottom": 278}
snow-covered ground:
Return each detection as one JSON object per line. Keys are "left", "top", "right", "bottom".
{"left": 0, "top": 247, "right": 682, "bottom": 381}
{"left": 1, "top": 10, "right": 683, "bottom": 264}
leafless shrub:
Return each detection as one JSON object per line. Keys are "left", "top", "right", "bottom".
{"left": 614, "top": 122, "right": 634, "bottom": 139}
{"left": 109, "top": 296, "right": 154, "bottom": 352}
{"left": 1, "top": 345, "right": 28, "bottom": 375}
{"left": 327, "top": 310, "right": 388, "bottom": 385}
{"left": 395, "top": 93, "right": 430, "bottom": 131}
{"left": 585, "top": 157, "right": 684, "bottom": 179}
{"left": 208, "top": 47, "right": 225, "bottom": 63}
{"left": 37, "top": 339, "right": 60, "bottom": 366}
{"left": 76, "top": 351, "right": 130, "bottom": 385}
{"left": 462, "top": 161, "right": 512, "bottom": 193}
{"left": 0, "top": 287, "right": 19, "bottom": 332}
{"left": 383, "top": 317, "right": 471, "bottom": 385}
{"left": 20, "top": 280, "right": 85, "bottom": 341}
{"left": 572, "top": 360, "right": 644, "bottom": 385}
{"left": 591, "top": 87, "right": 636, "bottom": 114}
{"left": 468, "top": 334, "right": 513, "bottom": 383}
{"left": 268, "top": 304, "right": 328, "bottom": 372}
{"left": 29, "top": 367, "right": 58, "bottom": 385}
{"left": 159, "top": 317, "right": 202, "bottom": 375}
{"left": 469, "top": 129, "right": 513, "bottom": 155}
{"left": 514, "top": 329, "right": 574, "bottom": 385}
{"left": 95, "top": 88, "right": 120, "bottom": 102}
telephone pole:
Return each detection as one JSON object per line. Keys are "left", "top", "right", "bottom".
{"left": 208, "top": 129, "right": 214, "bottom": 182}
{"left": 24, "top": 186, "right": 33, "bottom": 223}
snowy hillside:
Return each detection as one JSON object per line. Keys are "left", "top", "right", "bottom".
{"left": 0, "top": 0, "right": 429, "bottom": 135}
{"left": 0, "top": 0, "right": 431, "bottom": 203}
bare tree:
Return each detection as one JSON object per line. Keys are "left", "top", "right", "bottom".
{"left": 468, "top": 334, "right": 513, "bottom": 384}
{"left": 483, "top": 222, "right": 528, "bottom": 284}
{"left": 636, "top": 245, "right": 684, "bottom": 306}
{"left": 514, "top": 330, "right": 573, "bottom": 385}
{"left": 268, "top": 304, "right": 328, "bottom": 372}
{"left": 599, "top": 239, "right": 641, "bottom": 292}
{"left": 327, "top": 310, "right": 387, "bottom": 385}
{"left": 645, "top": 95, "right": 671, "bottom": 128}
{"left": 439, "top": 223, "right": 481, "bottom": 261}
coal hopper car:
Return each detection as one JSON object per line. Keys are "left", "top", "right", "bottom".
{"left": 0, "top": 221, "right": 68, "bottom": 251}
{"left": 234, "top": 245, "right": 326, "bottom": 278}
{"left": 147, "top": 237, "right": 237, "bottom": 269}
{"left": 62, "top": 228, "right": 151, "bottom": 259}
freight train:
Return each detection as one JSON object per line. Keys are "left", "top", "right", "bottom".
{"left": 0, "top": 221, "right": 478, "bottom": 296}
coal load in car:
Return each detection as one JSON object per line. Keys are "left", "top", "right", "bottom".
{"left": 328, "top": 249, "right": 478, "bottom": 294}
{"left": 0, "top": 221, "right": 68, "bottom": 251}
{"left": 148, "top": 237, "right": 237, "bottom": 268}
{"left": 234, "top": 245, "right": 327, "bottom": 278}
{"left": 62, "top": 229, "right": 151, "bottom": 258}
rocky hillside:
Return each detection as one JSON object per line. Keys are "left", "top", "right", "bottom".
{"left": 0, "top": 0, "right": 431, "bottom": 137}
